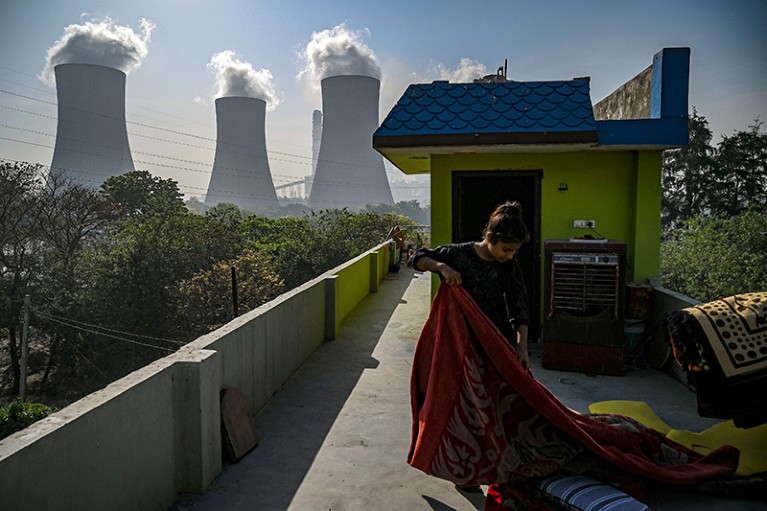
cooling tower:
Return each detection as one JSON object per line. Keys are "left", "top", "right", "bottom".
{"left": 311, "top": 109, "right": 322, "bottom": 176}
{"left": 50, "top": 63, "right": 135, "bottom": 186}
{"left": 204, "top": 97, "right": 279, "bottom": 211}
{"left": 309, "top": 75, "right": 393, "bottom": 210}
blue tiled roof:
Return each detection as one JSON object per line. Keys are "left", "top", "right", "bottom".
{"left": 374, "top": 79, "right": 597, "bottom": 142}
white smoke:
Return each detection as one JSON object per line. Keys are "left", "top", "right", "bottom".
{"left": 207, "top": 50, "right": 281, "bottom": 110}
{"left": 432, "top": 58, "right": 488, "bottom": 83}
{"left": 40, "top": 17, "right": 155, "bottom": 86}
{"left": 298, "top": 23, "right": 381, "bottom": 86}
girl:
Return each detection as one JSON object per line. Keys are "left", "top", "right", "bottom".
{"left": 412, "top": 201, "right": 531, "bottom": 369}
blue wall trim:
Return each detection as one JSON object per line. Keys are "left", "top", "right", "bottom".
{"left": 597, "top": 118, "right": 689, "bottom": 147}
{"left": 651, "top": 48, "right": 690, "bottom": 120}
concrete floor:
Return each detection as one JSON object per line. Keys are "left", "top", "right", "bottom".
{"left": 173, "top": 268, "right": 765, "bottom": 511}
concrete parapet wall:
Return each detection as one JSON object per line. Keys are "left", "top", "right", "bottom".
{"left": 0, "top": 241, "right": 394, "bottom": 511}
{"left": 648, "top": 280, "right": 701, "bottom": 383}
{"left": 593, "top": 65, "right": 653, "bottom": 121}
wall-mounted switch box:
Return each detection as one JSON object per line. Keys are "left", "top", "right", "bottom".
{"left": 573, "top": 220, "right": 595, "bottom": 228}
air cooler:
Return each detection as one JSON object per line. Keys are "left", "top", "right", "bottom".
{"left": 542, "top": 239, "right": 627, "bottom": 375}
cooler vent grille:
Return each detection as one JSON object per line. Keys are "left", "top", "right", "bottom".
{"left": 550, "top": 252, "right": 620, "bottom": 315}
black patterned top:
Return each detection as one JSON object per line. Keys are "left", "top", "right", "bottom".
{"left": 413, "top": 242, "right": 530, "bottom": 341}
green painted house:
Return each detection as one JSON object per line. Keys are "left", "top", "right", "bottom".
{"left": 373, "top": 48, "right": 690, "bottom": 345}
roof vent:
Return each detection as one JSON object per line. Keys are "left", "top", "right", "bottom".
{"left": 474, "top": 59, "right": 509, "bottom": 83}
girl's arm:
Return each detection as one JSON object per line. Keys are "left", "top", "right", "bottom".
{"left": 414, "top": 256, "right": 462, "bottom": 286}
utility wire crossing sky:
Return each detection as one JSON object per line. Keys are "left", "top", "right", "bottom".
{"left": 0, "top": 0, "right": 765, "bottom": 200}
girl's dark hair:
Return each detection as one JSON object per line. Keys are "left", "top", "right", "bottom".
{"left": 482, "top": 201, "right": 530, "bottom": 244}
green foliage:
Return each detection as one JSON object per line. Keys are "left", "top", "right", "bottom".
{"left": 660, "top": 210, "right": 767, "bottom": 302}
{"left": 242, "top": 208, "right": 421, "bottom": 289}
{"left": 709, "top": 120, "right": 767, "bottom": 215}
{"left": 185, "top": 196, "right": 209, "bottom": 215}
{"left": 662, "top": 109, "right": 715, "bottom": 231}
{"left": 100, "top": 170, "right": 186, "bottom": 219}
{"left": 2, "top": 166, "right": 423, "bottom": 403}
{"left": 177, "top": 250, "right": 284, "bottom": 332}
{"left": 365, "top": 200, "right": 431, "bottom": 225}
{"left": 662, "top": 111, "right": 767, "bottom": 233}
{"left": 0, "top": 399, "right": 56, "bottom": 440}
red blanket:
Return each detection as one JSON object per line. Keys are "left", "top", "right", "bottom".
{"left": 408, "top": 285, "right": 739, "bottom": 489}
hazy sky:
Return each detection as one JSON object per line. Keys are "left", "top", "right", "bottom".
{"left": 1, "top": 0, "right": 765, "bottom": 198}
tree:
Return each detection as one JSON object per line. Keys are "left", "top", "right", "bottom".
{"left": 662, "top": 112, "right": 767, "bottom": 233}
{"left": 661, "top": 109, "right": 716, "bottom": 232}
{"left": 0, "top": 162, "right": 45, "bottom": 392}
{"left": 242, "top": 215, "right": 317, "bottom": 288}
{"left": 242, "top": 208, "right": 421, "bottom": 289}
{"left": 100, "top": 170, "right": 186, "bottom": 219}
{"left": 34, "top": 170, "right": 106, "bottom": 388}
{"left": 365, "top": 200, "right": 431, "bottom": 225}
{"left": 660, "top": 210, "right": 767, "bottom": 302}
{"left": 185, "top": 196, "right": 209, "bottom": 215}
{"left": 78, "top": 173, "right": 255, "bottom": 371}
{"left": 177, "top": 250, "right": 284, "bottom": 333}
{"left": 0, "top": 164, "right": 106, "bottom": 395}
{"left": 710, "top": 120, "right": 767, "bottom": 216}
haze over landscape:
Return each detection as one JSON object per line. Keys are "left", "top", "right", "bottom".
{"left": 1, "top": 0, "right": 765, "bottom": 200}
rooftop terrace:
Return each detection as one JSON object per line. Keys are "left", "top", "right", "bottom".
{"left": 173, "top": 268, "right": 763, "bottom": 511}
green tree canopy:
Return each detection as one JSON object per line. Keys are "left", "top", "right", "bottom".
{"left": 660, "top": 210, "right": 767, "bottom": 302}
{"left": 662, "top": 109, "right": 716, "bottom": 231}
{"left": 662, "top": 111, "right": 767, "bottom": 233}
{"left": 100, "top": 170, "right": 186, "bottom": 219}
{"left": 710, "top": 120, "right": 767, "bottom": 215}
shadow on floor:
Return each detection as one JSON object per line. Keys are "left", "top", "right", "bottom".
{"left": 172, "top": 271, "right": 416, "bottom": 511}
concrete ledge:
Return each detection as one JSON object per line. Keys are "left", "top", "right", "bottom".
{"left": 0, "top": 240, "right": 394, "bottom": 511}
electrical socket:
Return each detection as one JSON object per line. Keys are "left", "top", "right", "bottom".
{"left": 573, "top": 219, "right": 595, "bottom": 228}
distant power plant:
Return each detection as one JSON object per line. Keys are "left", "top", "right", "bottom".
{"left": 204, "top": 97, "right": 280, "bottom": 211}
{"left": 311, "top": 109, "right": 322, "bottom": 175}
{"left": 309, "top": 75, "right": 393, "bottom": 209}
{"left": 46, "top": 65, "right": 394, "bottom": 210}
{"left": 50, "top": 63, "right": 135, "bottom": 186}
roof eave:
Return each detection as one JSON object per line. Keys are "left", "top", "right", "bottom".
{"left": 373, "top": 130, "right": 598, "bottom": 150}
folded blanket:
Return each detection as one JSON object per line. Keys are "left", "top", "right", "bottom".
{"left": 666, "top": 296, "right": 767, "bottom": 427}
{"left": 408, "top": 285, "right": 739, "bottom": 488}
{"left": 684, "top": 292, "right": 767, "bottom": 378}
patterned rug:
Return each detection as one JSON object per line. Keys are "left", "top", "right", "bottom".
{"left": 409, "top": 284, "right": 739, "bottom": 490}
{"left": 685, "top": 292, "right": 767, "bottom": 378}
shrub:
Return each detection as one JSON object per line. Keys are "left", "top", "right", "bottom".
{"left": 0, "top": 399, "right": 57, "bottom": 440}
{"left": 660, "top": 210, "right": 767, "bottom": 301}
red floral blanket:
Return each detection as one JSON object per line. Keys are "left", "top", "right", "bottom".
{"left": 408, "top": 285, "right": 739, "bottom": 489}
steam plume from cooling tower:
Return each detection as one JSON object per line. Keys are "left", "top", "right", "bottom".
{"left": 40, "top": 17, "right": 155, "bottom": 86}
{"left": 208, "top": 50, "right": 281, "bottom": 110}
{"left": 299, "top": 23, "right": 381, "bottom": 86}
{"left": 434, "top": 58, "right": 487, "bottom": 82}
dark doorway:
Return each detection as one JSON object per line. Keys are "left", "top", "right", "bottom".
{"left": 452, "top": 171, "right": 542, "bottom": 342}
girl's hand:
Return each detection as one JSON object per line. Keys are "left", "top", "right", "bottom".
{"left": 517, "top": 348, "right": 530, "bottom": 370}
{"left": 439, "top": 264, "right": 462, "bottom": 286}
{"left": 516, "top": 327, "right": 530, "bottom": 371}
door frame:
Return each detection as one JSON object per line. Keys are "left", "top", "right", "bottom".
{"left": 452, "top": 170, "right": 543, "bottom": 342}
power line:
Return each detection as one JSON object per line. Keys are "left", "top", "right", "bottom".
{"left": 60, "top": 336, "right": 113, "bottom": 382}
{"left": 0, "top": 87, "right": 391, "bottom": 172}
{"left": 0, "top": 139, "right": 423, "bottom": 198}
{"left": 33, "top": 308, "right": 186, "bottom": 346}
{"left": 36, "top": 310, "right": 179, "bottom": 353}
{"left": 0, "top": 86, "right": 428, "bottom": 202}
